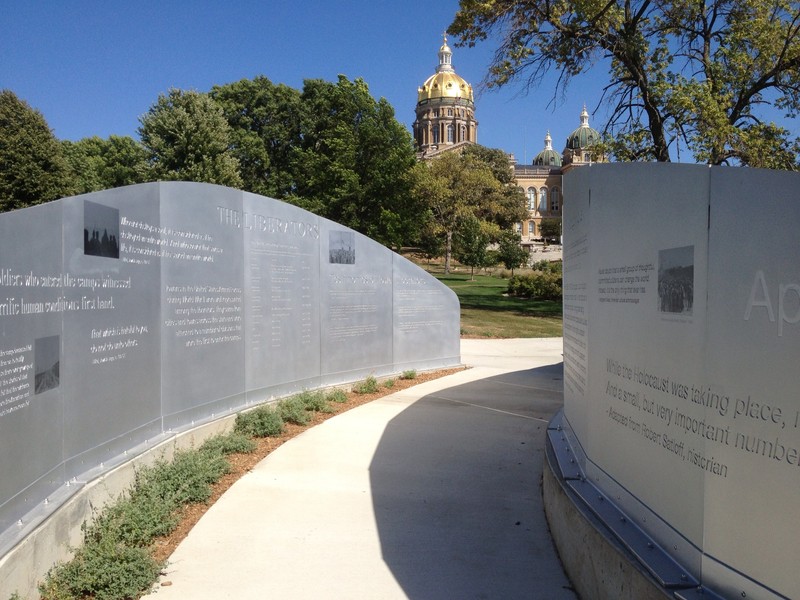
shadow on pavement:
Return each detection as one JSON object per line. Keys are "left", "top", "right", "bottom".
{"left": 369, "top": 362, "right": 578, "bottom": 600}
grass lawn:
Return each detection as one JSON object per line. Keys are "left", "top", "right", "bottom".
{"left": 431, "top": 270, "right": 563, "bottom": 338}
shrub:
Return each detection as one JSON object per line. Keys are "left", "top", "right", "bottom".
{"left": 297, "top": 390, "right": 333, "bottom": 413}
{"left": 85, "top": 489, "right": 178, "bottom": 548}
{"left": 40, "top": 535, "right": 163, "bottom": 600}
{"left": 383, "top": 379, "right": 395, "bottom": 389}
{"left": 400, "top": 370, "right": 417, "bottom": 380}
{"left": 39, "top": 440, "right": 239, "bottom": 600}
{"left": 200, "top": 432, "right": 256, "bottom": 456}
{"left": 326, "top": 389, "right": 348, "bottom": 403}
{"left": 277, "top": 396, "right": 310, "bottom": 425}
{"left": 134, "top": 449, "right": 230, "bottom": 508}
{"left": 507, "top": 272, "right": 562, "bottom": 301}
{"left": 352, "top": 376, "right": 379, "bottom": 394}
{"left": 235, "top": 405, "right": 284, "bottom": 437}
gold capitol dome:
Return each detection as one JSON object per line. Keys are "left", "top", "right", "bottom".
{"left": 417, "top": 34, "right": 474, "bottom": 103}
{"left": 413, "top": 34, "right": 478, "bottom": 155}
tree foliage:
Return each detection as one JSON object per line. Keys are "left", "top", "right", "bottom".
{"left": 453, "top": 215, "right": 491, "bottom": 279}
{"left": 210, "top": 77, "right": 304, "bottom": 199}
{"left": 0, "top": 90, "right": 74, "bottom": 211}
{"left": 290, "top": 76, "right": 422, "bottom": 248}
{"left": 496, "top": 229, "right": 529, "bottom": 274}
{"left": 539, "top": 217, "right": 562, "bottom": 242}
{"left": 450, "top": 0, "right": 800, "bottom": 167}
{"left": 139, "top": 89, "right": 243, "bottom": 186}
{"left": 62, "top": 135, "right": 150, "bottom": 194}
{"left": 414, "top": 146, "right": 526, "bottom": 272}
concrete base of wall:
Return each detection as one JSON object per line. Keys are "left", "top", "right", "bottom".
{"left": 0, "top": 416, "right": 236, "bottom": 600}
{"left": 542, "top": 443, "right": 673, "bottom": 600}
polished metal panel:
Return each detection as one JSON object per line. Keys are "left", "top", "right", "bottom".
{"left": 61, "top": 186, "right": 163, "bottom": 479}
{"left": 0, "top": 201, "right": 65, "bottom": 531}
{"left": 158, "top": 183, "right": 247, "bottom": 430}
{"left": 392, "top": 253, "right": 460, "bottom": 371}
{"left": 703, "top": 168, "right": 800, "bottom": 600}
{"left": 562, "top": 164, "right": 797, "bottom": 600}
{"left": 243, "top": 191, "right": 321, "bottom": 400}
{"left": 318, "top": 218, "right": 393, "bottom": 383}
{"left": 0, "top": 182, "right": 461, "bottom": 552}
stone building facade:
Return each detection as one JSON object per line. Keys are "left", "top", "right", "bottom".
{"left": 414, "top": 37, "right": 605, "bottom": 251}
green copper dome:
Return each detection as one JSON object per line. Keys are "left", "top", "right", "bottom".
{"left": 565, "top": 106, "right": 600, "bottom": 150}
{"left": 533, "top": 131, "right": 562, "bottom": 166}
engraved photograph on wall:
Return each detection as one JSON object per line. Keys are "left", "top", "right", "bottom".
{"left": 34, "top": 335, "right": 59, "bottom": 395}
{"left": 658, "top": 245, "right": 694, "bottom": 315}
{"left": 83, "top": 200, "right": 120, "bottom": 259}
{"left": 329, "top": 231, "right": 355, "bottom": 264}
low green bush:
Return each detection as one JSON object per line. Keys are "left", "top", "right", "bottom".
{"left": 235, "top": 406, "right": 284, "bottom": 437}
{"left": 136, "top": 449, "right": 230, "bottom": 507}
{"left": 40, "top": 536, "right": 163, "bottom": 600}
{"left": 400, "top": 370, "right": 417, "bottom": 380}
{"left": 326, "top": 389, "right": 348, "bottom": 403}
{"left": 277, "top": 396, "right": 310, "bottom": 425}
{"left": 383, "top": 379, "right": 395, "bottom": 389}
{"left": 352, "top": 376, "right": 379, "bottom": 394}
{"left": 297, "top": 390, "right": 333, "bottom": 413}
{"left": 200, "top": 432, "right": 257, "bottom": 456}
{"left": 507, "top": 272, "right": 562, "bottom": 301}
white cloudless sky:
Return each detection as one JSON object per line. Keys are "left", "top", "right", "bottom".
{"left": 3, "top": 1, "right": 793, "bottom": 165}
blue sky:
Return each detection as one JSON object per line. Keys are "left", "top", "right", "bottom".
{"left": 10, "top": 0, "right": 769, "bottom": 165}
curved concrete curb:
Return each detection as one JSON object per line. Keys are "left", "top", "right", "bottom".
{"left": 542, "top": 441, "right": 672, "bottom": 600}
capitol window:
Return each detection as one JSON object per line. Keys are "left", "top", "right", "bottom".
{"left": 527, "top": 187, "right": 537, "bottom": 210}
{"left": 539, "top": 188, "right": 548, "bottom": 213}
{"left": 550, "top": 188, "right": 560, "bottom": 212}
{"left": 447, "top": 108, "right": 453, "bottom": 116}
{"left": 447, "top": 124, "right": 454, "bottom": 142}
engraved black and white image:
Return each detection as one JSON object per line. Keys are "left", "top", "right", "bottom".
{"left": 34, "top": 335, "right": 60, "bottom": 394}
{"left": 329, "top": 231, "right": 355, "bottom": 265}
{"left": 658, "top": 245, "right": 694, "bottom": 314}
{"left": 84, "top": 200, "right": 120, "bottom": 259}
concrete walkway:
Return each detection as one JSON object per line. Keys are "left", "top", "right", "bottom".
{"left": 148, "top": 338, "right": 576, "bottom": 600}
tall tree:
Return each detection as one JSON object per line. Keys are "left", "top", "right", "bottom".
{"left": 462, "top": 144, "right": 528, "bottom": 229}
{"left": 453, "top": 215, "right": 490, "bottom": 280}
{"left": 62, "top": 135, "right": 149, "bottom": 194}
{"left": 210, "top": 77, "right": 304, "bottom": 199}
{"left": 496, "top": 229, "right": 529, "bottom": 275}
{"left": 0, "top": 90, "right": 75, "bottom": 211}
{"left": 139, "top": 89, "right": 242, "bottom": 186}
{"left": 539, "top": 218, "right": 562, "bottom": 242}
{"left": 413, "top": 148, "right": 525, "bottom": 273}
{"left": 292, "top": 76, "right": 422, "bottom": 248}
{"left": 450, "top": 0, "right": 800, "bottom": 167}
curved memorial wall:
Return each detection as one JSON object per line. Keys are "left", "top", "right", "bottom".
{"left": 0, "top": 182, "right": 460, "bottom": 554}
{"left": 554, "top": 163, "right": 799, "bottom": 599}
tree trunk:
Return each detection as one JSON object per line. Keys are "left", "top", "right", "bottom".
{"left": 445, "top": 230, "right": 452, "bottom": 274}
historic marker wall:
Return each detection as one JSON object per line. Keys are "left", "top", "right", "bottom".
{"left": 561, "top": 164, "right": 800, "bottom": 599}
{"left": 0, "top": 182, "right": 460, "bottom": 546}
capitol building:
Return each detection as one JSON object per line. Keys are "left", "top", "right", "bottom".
{"left": 413, "top": 36, "right": 604, "bottom": 248}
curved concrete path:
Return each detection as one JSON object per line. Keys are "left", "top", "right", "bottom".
{"left": 148, "top": 338, "right": 576, "bottom": 599}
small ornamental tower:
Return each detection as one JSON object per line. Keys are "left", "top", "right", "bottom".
{"left": 533, "top": 131, "right": 562, "bottom": 167}
{"left": 562, "top": 105, "right": 604, "bottom": 169}
{"left": 413, "top": 35, "right": 478, "bottom": 156}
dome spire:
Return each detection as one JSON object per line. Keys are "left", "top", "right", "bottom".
{"left": 437, "top": 33, "right": 454, "bottom": 73}
{"left": 580, "top": 104, "right": 590, "bottom": 128}
{"left": 545, "top": 131, "right": 553, "bottom": 150}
